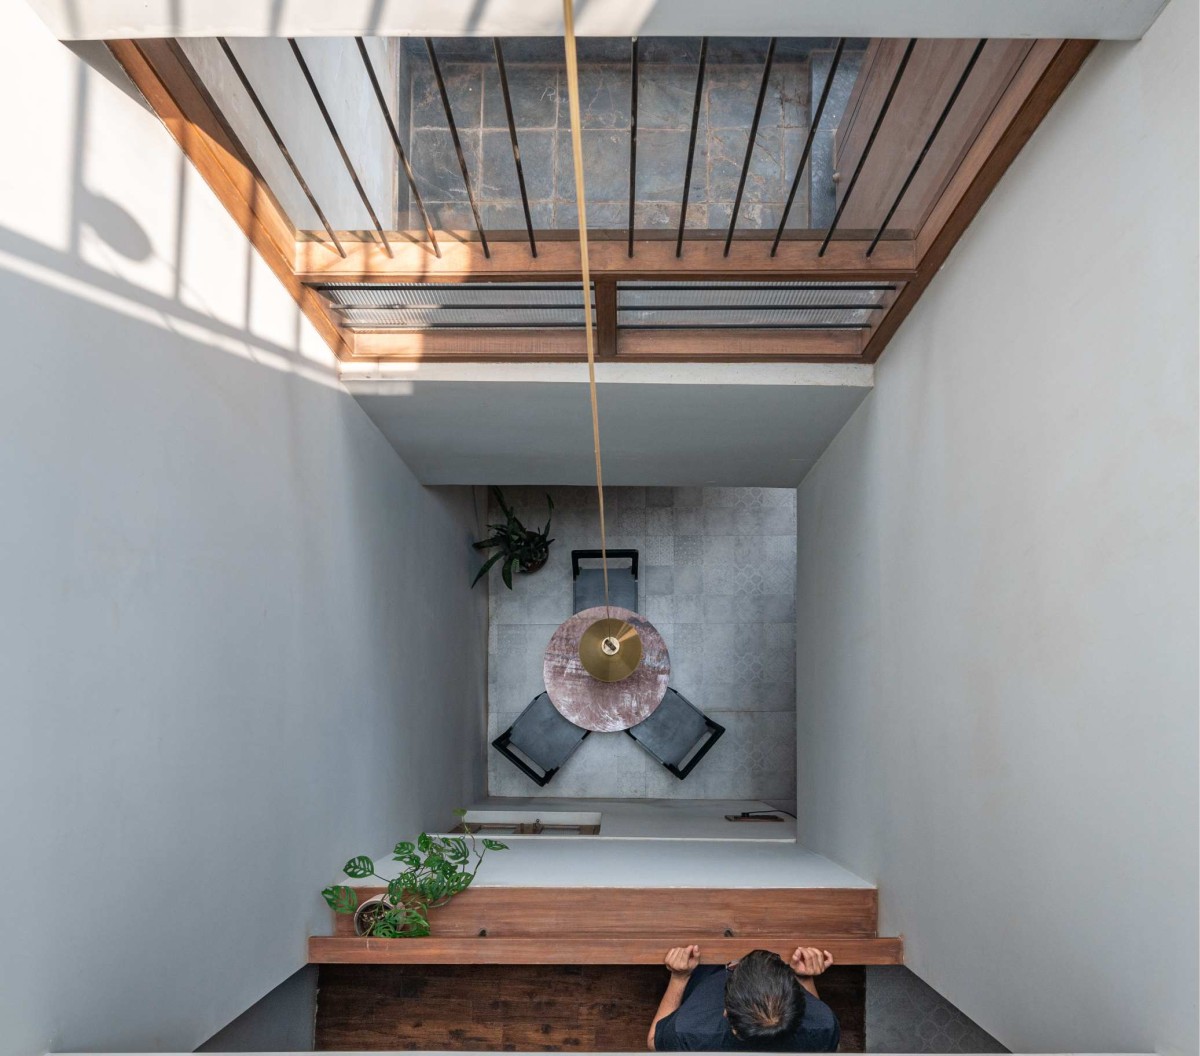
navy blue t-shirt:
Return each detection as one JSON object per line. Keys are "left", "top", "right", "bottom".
{"left": 653, "top": 966, "right": 840, "bottom": 1052}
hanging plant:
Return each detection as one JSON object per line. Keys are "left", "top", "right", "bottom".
{"left": 471, "top": 486, "right": 555, "bottom": 589}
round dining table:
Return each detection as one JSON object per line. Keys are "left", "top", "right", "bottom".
{"left": 543, "top": 605, "right": 671, "bottom": 733}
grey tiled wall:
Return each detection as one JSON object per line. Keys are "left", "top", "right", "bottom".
{"left": 484, "top": 485, "right": 796, "bottom": 800}
{"left": 867, "top": 967, "right": 1008, "bottom": 1053}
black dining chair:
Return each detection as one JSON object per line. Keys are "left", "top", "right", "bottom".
{"left": 572, "top": 548, "right": 639, "bottom": 613}
{"left": 491, "top": 692, "right": 590, "bottom": 787}
{"left": 626, "top": 688, "right": 725, "bottom": 780}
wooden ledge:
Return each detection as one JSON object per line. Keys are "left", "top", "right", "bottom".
{"left": 308, "top": 935, "right": 903, "bottom": 966}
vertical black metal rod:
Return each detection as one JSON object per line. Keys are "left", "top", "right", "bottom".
{"left": 493, "top": 39, "right": 537, "bottom": 258}
{"left": 675, "top": 37, "right": 708, "bottom": 258}
{"left": 289, "top": 38, "right": 392, "bottom": 256}
{"left": 771, "top": 38, "right": 846, "bottom": 257}
{"left": 819, "top": 38, "right": 916, "bottom": 257}
{"left": 217, "top": 38, "right": 345, "bottom": 258}
{"left": 425, "top": 37, "right": 490, "bottom": 258}
{"left": 627, "top": 37, "right": 639, "bottom": 258}
{"left": 357, "top": 37, "right": 441, "bottom": 258}
{"left": 867, "top": 39, "right": 987, "bottom": 256}
{"left": 723, "top": 37, "right": 777, "bottom": 257}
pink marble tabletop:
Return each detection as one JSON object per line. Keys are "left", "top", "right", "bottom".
{"left": 543, "top": 606, "right": 671, "bottom": 733}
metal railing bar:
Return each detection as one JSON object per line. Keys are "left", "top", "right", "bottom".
{"left": 217, "top": 37, "right": 345, "bottom": 258}
{"left": 333, "top": 302, "right": 884, "bottom": 313}
{"left": 723, "top": 37, "right": 777, "bottom": 257}
{"left": 347, "top": 322, "right": 870, "bottom": 331}
{"left": 493, "top": 39, "right": 537, "bottom": 258}
{"left": 290, "top": 38, "right": 392, "bottom": 256}
{"left": 621, "top": 322, "right": 872, "bottom": 330}
{"left": 675, "top": 37, "right": 709, "bottom": 258}
{"left": 425, "top": 37, "right": 490, "bottom": 258}
{"left": 627, "top": 37, "right": 639, "bottom": 258}
{"left": 818, "top": 38, "right": 916, "bottom": 257}
{"left": 356, "top": 37, "right": 440, "bottom": 258}
{"left": 866, "top": 39, "right": 987, "bottom": 257}
{"left": 621, "top": 282, "right": 898, "bottom": 292}
{"left": 771, "top": 38, "right": 846, "bottom": 257}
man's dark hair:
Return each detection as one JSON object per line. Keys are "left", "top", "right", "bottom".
{"left": 723, "top": 950, "right": 806, "bottom": 1047}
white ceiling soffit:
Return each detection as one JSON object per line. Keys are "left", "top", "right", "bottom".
{"left": 28, "top": 0, "right": 1169, "bottom": 40}
{"left": 340, "top": 362, "right": 874, "bottom": 488}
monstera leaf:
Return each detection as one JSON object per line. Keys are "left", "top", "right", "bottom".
{"left": 322, "top": 885, "right": 358, "bottom": 914}
{"left": 343, "top": 856, "right": 375, "bottom": 878}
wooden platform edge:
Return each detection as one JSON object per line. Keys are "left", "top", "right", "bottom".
{"left": 307, "top": 935, "right": 903, "bottom": 966}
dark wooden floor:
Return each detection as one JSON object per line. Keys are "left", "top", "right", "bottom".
{"left": 316, "top": 964, "right": 865, "bottom": 1051}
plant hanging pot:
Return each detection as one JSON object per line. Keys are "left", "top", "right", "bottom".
{"left": 520, "top": 556, "right": 548, "bottom": 575}
{"left": 353, "top": 894, "right": 392, "bottom": 936}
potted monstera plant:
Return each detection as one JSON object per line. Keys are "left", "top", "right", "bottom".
{"left": 322, "top": 812, "right": 507, "bottom": 937}
{"left": 471, "top": 486, "right": 554, "bottom": 589}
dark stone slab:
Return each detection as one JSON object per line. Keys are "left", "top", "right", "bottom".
{"left": 410, "top": 60, "right": 483, "bottom": 129}
{"left": 409, "top": 126, "right": 482, "bottom": 202}
{"left": 639, "top": 37, "right": 705, "bottom": 64}
{"left": 576, "top": 37, "right": 634, "bottom": 63}
{"left": 498, "top": 37, "right": 566, "bottom": 63}
{"left": 479, "top": 199, "right": 555, "bottom": 231}
{"left": 555, "top": 129, "right": 632, "bottom": 202}
{"left": 576, "top": 63, "right": 632, "bottom": 129}
{"left": 553, "top": 198, "right": 629, "bottom": 229}
{"left": 637, "top": 64, "right": 697, "bottom": 131}
{"left": 708, "top": 126, "right": 786, "bottom": 205}
{"left": 480, "top": 128, "right": 556, "bottom": 200}
{"left": 482, "top": 62, "right": 561, "bottom": 130}
{"left": 706, "top": 64, "right": 782, "bottom": 130}
{"left": 706, "top": 37, "right": 775, "bottom": 65}
{"left": 636, "top": 129, "right": 706, "bottom": 202}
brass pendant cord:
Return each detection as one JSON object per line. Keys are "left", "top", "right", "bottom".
{"left": 562, "top": 0, "right": 615, "bottom": 624}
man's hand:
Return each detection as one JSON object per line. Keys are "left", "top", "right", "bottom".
{"left": 664, "top": 944, "right": 701, "bottom": 978}
{"left": 789, "top": 947, "right": 834, "bottom": 978}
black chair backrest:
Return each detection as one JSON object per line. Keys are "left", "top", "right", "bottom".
{"left": 626, "top": 687, "right": 725, "bottom": 780}
{"left": 571, "top": 549, "right": 639, "bottom": 613}
{"left": 492, "top": 692, "right": 589, "bottom": 787}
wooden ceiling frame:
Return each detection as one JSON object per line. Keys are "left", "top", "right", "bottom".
{"left": 108, "top": 35, "right": 1095, "bottom": 366}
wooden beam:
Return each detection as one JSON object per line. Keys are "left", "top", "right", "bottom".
{"left": 864, "top": 39, "right": 1096, "bottom": 363}
{"left": 334, "top": 886, "right": 880, "bottom": 939}
{"left": 308, "top": 935, "right": 904, "bottom": 966}
{"left": 107, "top": 39, "right": 354, "bottom": 360}
{"left": 618, "top": 327, "right": 865, "bottom": 360}
{"left": 346, "top": 330, "right": 587, "bottom": 361}
{"left": 296, "top": 236, "right": 919, "bottom": 283}
{"left": 594, "top": 278, "right": 618, "bottom": 357}
{"left": 346, "top": 327, "right": 865, "bottom": 362}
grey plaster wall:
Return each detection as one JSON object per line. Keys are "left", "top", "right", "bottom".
{"left": 197, "top": 967, "right": 316, "bottom": 1052}
{"left": 0, "top": 8, "right": 488, "bottom": 1054}
{"left": 794, "top": 3, "right": 1199, "bottom": 1052}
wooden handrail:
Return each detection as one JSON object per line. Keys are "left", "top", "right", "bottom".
{"left": 308, "top": 934, "right": 903, "bottom": 966}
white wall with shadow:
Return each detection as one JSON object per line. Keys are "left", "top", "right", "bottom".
{"left": 0, "top": 3, "right": 488, "bottom": 1054}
